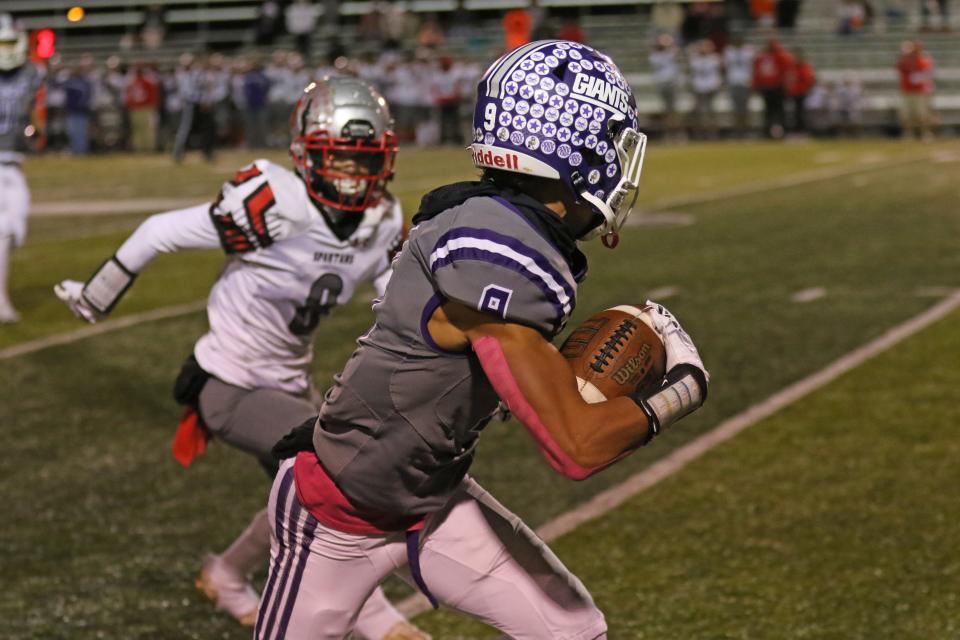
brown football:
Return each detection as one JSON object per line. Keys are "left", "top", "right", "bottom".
{"left": 559, "top": 304, "right": 667, "bottom": 403}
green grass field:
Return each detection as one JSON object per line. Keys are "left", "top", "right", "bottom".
{"left": 2, "top": 140, "right": 959, "bottom": 639}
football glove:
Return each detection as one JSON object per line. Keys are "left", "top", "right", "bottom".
{"left": 631, "top": 301, "right": 709, "bottom": 436}
{"left": 54, "top": 255, "right": 137, "bottom": 323}
{"left": 54, "top": 279, "right": 100, "bottom": 323}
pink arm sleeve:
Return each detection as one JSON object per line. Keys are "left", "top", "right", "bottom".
{"left": 473, "top": 335, "right": 623, "bottom": 481}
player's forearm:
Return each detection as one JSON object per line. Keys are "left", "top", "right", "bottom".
{"left": 115, "top": 203, "right": 219, "bottom": 272}
{"left": 473, "top": 335, "right": 651, "bottom": 479}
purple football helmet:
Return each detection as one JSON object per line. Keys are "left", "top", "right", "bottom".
{"left": 470, "top": 40, "right": 647, "bottom": 243}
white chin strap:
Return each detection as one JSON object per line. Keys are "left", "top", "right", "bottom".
{"left": 579, "top": 126, "right": 647, "bottom": 242}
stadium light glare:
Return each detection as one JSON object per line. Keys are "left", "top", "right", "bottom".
{"left": 66, "top": 6, "right": 85, "bottom": 22}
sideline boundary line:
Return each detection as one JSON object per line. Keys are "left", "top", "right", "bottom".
{"left": 0, "top": 301, "right": 206, "bottom": 360}
{"left": 398, "top": 289, "right": 960, "bottom": 617}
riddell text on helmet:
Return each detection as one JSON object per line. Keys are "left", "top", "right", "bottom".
{"left": 473, "top": 146, "right": 520, "bottom": 170}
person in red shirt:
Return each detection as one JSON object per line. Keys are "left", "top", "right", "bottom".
{"left": 557, "top": 17, "right": 585, "bottom": 43}
{"left": 125, "top": 62, "right": 160, "bottom": 152}
{"left": 753, "top": 38, "right": 794, "bottom": 138}
{"left": 784, "top": 48, "right": 816, "bottom": 134}
{"left": 502, "top": 8, "right": 531, "bottom": 51}
{"left": 896, "top": 40, "right": 935, "bottom": 139}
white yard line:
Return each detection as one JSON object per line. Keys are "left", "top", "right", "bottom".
{"left": 0, "top": 301, "right": 206, "bottom": 360}
{"left": 791, "top": 287, "right": 827, "bottom": 303}
{"left": 398, "top": 289, "right": 960, "bottom": 618}
{"left": 32, "top": 198, "right": 200, "bottom": 217}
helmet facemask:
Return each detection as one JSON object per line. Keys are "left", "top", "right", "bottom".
{"left": 289, "top": 78, "right": 398, "bottom": 214}
{"left": 293, "top": 127, "right": 397, "bottom": 212}
{"left": 578, "top": 119, "right": 647, "bottom": 242}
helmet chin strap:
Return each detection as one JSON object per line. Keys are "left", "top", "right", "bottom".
{"left": 601, "top": 232, "right": 620, "bottom": 249}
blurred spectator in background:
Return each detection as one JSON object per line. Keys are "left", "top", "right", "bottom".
{"left": 750, "top": 0, "right": 776, "bottom": 27}
{"left": 776, "top": 0, "right": 802, "bottom": 28}
{"left": 358, "top": 3, "right": 386, "bottom": 49}
{"left": 430, "top": 56, "right": 465, "bottom": 145}
{"left": 897, "top": 40, "right": 936, "bottom": 139}
{"left": 837, "top": 0, "right": 869, "bottom": 34}
{"left": 805, "top": 81, "right": 831, "bottom": 136}
{"left": 417, "top": 14, "right": 445, "bottom": 51}
{"left": 286, "top": 0, "right": 319, "bottom": 59}
{"left": 784, "top": 49, "right": 815, "bottom": 134}
{"left": 649, "top": 34, "right": 683, "bottom": 140}
{"left": 64, "top": 56, "right": 94, "bottom": 155}
{"left": 141, "top": 4, "right": 166, "bottom": 50}
{"left": 254, "top": 0, "right": 282, "bottom": 46}
{"left": 173, "top": 54, "right": 215, "bottom": 162}
{"left": 834, "top": 77, "right": 864, "bottom": 136}
{"left": 724, "top": 34, "right": 754, "bottom": 136}
{"left": 125, "top": 62, "right": 159, "bottom": 152}
{"left": 529, "top": 0, "right": 551, "bottom": 40}
{"left": 652, "top": 1, "right": 684, "bottom": 41}
{"left": 688, "top": 40, "right": 722, "bottom": 139}
{"left": 141, "top": 4, "right": 166, "bottom": 49}
{"left": 920, "top": 0, "right": 951, "bottom": 31}
{"left": 242, "top": 57, "right": 271, "bottom": 149}
{"left": 558, "top": 16, "right": 586, "bottom": 43}
{"left": 45, "top": 58, "right": 69, "bottom": 151}
{"left": 503, "top": 6, "right": 532, "bottom": 51}
{"left": 753, "top": 38, "right": 792, "bottom": 138}
{"left": 265, "top": 50, "right": 290, "bottom": 147}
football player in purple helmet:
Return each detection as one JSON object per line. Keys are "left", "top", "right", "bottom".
{"left": 257, "top": 42, "right": 707, "bottom": 639}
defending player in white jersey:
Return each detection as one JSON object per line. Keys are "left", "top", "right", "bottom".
{"left": 55, "top": 77, "right": 428, "bottom": 640}
{"left": 0, "top": 14, "right": 43, "bottom": 323}
{"left": 258, "top": 41, "right": 708, "bottom": 638}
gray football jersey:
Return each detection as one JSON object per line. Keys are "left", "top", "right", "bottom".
{"left": 0, "top": 64, "right": 43, "bottom": 156}
{"left": 313, "top": 194, "right": 580, "bottom": 518}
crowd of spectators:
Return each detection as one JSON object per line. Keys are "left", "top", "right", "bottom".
{"left": 39, "top": 48, "right": 483, "bottom": 159}
{"left": 649, "top": 34, "right": 823, "bottom": 139}
{"left": 647, "top": 32, "right": 939, "bottom": 141}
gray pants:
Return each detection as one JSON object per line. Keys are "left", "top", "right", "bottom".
{"left": 198, "top": 378, "right": 318, "bottom": 476}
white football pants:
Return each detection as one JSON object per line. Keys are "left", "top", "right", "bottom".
{"left": 256, "top": 459, "right": 607, "bottom": 640}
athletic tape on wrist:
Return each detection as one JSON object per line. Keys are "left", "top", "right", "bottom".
{"left": 635, "top": 366, "right": 706, "bottom": 433}
{"left": 82, "top": 256, "right": 136, "bottom": 314}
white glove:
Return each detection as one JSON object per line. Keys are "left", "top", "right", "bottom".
{"left": 54, "top": 280, "right": 100, "bottom": 324}
{"left": 644, "top": 300, "right": 709, "bottom": 382}
{"left": 631, "top": 301, "right": 709, "bottom": 437}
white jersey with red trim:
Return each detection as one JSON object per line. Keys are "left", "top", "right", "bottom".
{"left": 110, "top": 159, "right": 403, "bottom": 395}
{"left": 196, "top": 160, "right": 403, "bottom": 394}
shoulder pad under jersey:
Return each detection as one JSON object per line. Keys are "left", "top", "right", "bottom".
{"left": 209, "top": 160, "right": 314, "bottom": 253}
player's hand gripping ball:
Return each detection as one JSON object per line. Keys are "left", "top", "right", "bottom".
{"left": 560, "top": 304, "right": 666, "bottom": 403}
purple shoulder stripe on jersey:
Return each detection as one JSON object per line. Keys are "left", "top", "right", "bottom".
{"left": 260, "top": 470, "right": 304, "bottom": 637}
{"left": 276, "top": 512, "right": 319, "bottom": 637}
{"left": 256, "top": 467, "right": 294, "bottom": 639}
{"left": 431, "top": 226, "right": 576, "bottom": 304}
{"left": 429, "top": 228, "right": 576, "bottom": 331}
{"left": 491, "top": 194, "right": 588, "bottom": 283}
{"left": 419, "top": 292, "right": 468, "bottom": 357}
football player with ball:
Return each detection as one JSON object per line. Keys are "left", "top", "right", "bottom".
{"left": 55, "top": 77, "right": 428, "bottom": 639}
{"left": 259, "top": 41, "right": 709, "bottom": 638}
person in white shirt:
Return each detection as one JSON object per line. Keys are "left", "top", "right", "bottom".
{"left": 688, "top": 39, "right": 722, "bottom": 139}
{"left": 649, "top": 33, "right": 683, "bottom": 139}
{"left": 723, "top": 34, "right": 754, "bottom": 136}
{"left": 54, "top": 77, "right": 429, "bottom": 640}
